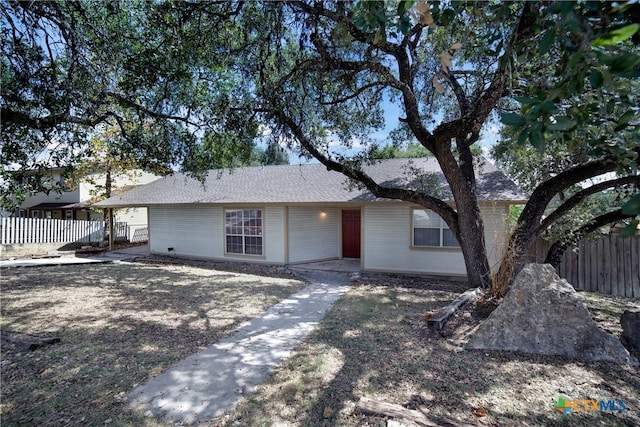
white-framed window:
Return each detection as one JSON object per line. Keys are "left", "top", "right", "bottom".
{"left": 225, "top": 209, "right": 263, "bottom": 255}
{"left": 412, "top": 209, "right": 460, "bottom": 248}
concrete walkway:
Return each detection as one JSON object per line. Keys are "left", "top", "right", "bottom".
{"left": 290, "top": 258, "right": 361, "bottom": 273}
{"left": 128, "top": 267, "right": 352, "bottom": 425}
{"left": 0, "top": 245, "right": 150, "bottom": 268}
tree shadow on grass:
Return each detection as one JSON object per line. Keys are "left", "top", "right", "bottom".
{"left": 313, "top": 291, "right": 489, "bottom": 426}
{"left": 229, "top": 283, "right": 464, "bottom": 426}
{"left": 230, "top": 280, "right": 640, "bottom": 427}
{"left": 0, "top": 262, "right": 306, "bottom": 427}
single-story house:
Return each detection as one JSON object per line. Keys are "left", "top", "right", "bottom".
{"left": 95, "top": 158, "right": 527, "bottom": 277}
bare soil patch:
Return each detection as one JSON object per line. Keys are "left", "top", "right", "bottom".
{"left": 0, "top": 262, "right": 306, "bottom": 426}
{"left": 217, "top": 273, "right": 640, "bottom": 427}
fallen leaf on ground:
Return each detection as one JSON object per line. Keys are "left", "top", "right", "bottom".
{"left": 474, "top": 406, "right": 488, "bottom": 417}
{"left": 323, "top": 407, "right": 334, "bottom": 418}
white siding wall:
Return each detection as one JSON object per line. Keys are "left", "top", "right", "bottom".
{"left": 78, "top": 181, "right": 98, "bottom": 205}
{"left": 114, "top": 207, "right": 149, "bottom": 239}
{"left": 263, "top": 206, "right": 286, "bottom": 264}
{"left": 362, "top": 203, "right": 509, "bottom": 276}
{"left": 22, "top": 171, "right": 80, "bottom": 207}
{"left": 20, "top": 170, "right": 160, "bottom": 210}
{"left": 148, "top": 205, "right": 286, "bottom": 263}
{"left": 288, "top": 206, "right": 340, "bottom": 263}
{"left": 149, "top": 206, "right": 221, "bottom": 257}
{"left": 147, "top": 203, "right": 509, "bottom": 272}
{"left": 22, "top": 189, "right": 80, "bottom": 207}
{"left": 79, "top": 170, "right": 160, "bottom": 202}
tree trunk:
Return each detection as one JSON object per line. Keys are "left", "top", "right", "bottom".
{"left": 544, "top": 242, "right": 566, "bottom": 267}
{"left": 493, "top": 230, "right": 537, "bottom": 296}
{"left": 455, "top": 202, "right": 492, "bottom": 289}
{"left": 103, "top": 169, "right": 112, "bottom": 223}
{"left": 436, "top": 149, "right": 492, "bottom": 289}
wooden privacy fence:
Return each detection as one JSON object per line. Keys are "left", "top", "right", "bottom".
{"left": 533, "top": 234, "right": 640, "bottom": 298}
{"left": 1, "top": 217, "right": 105, "bottom": 245}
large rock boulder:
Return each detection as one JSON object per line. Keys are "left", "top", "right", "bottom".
{"left": 621, "top": 310, "right": 640, "bottom": 357}
{"left": 466, "top": 263, "right": 638, "bottom": 365}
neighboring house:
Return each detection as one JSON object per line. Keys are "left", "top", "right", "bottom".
{"left": 95, "top": 158, "right": 527, "bottom": 277}
{"left": 13, "top": 168, "right": 159, "bottom": 239}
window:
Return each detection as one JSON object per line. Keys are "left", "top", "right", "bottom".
{"left": 31, "top": 210, "right": 40, "bottom": 219}
{"left": 412, "top": 209, "right": 459, "bottom": 248}
{"left": 225, "top": 209, "right": 263, "bottom": 255}
{"left": 65, "top": 210, "right": 73, "bottom": 220}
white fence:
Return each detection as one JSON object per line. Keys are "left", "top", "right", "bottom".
{"left": 1, "top": 217, "right": 105, "bottom": 245}
{"left": 130, "top": 227, "right": 149, "bottom": 243}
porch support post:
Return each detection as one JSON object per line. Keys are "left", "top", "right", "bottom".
{"left": 108, "top": 208, "right": 114, "bottom": 251}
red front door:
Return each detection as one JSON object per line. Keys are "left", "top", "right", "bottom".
{"left": 342, "top": 209, "right": 361, "bottom": 258}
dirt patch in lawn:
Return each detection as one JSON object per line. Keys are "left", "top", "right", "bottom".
{"left": 0, "top": 262, "right": 306, "bottom": 426}
{"left": 218, "top": 273, "right": 640, "bottom": 427}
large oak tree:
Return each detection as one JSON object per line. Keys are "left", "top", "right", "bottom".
{"left": 2, "top": 1, "right": 638, "bottom": 294}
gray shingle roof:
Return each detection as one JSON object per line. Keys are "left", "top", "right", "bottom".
{"left": 94, "top": 158, "right": 527, "bottom": 208}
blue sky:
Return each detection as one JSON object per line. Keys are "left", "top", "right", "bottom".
{"left": 284, "top": 99, "right": 502, "bottom": 164}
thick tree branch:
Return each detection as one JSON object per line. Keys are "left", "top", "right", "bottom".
{"left": 309, "top": 33, "right": 407, "bottom": 92}
{"left": 440, "top": 70, "right": 470, "bottom": 117}
{"left": 318, "top": 81, "right": 386, "bottom": 105}
{"left": 392, "top": 43, "right": 435, "bottom": 152}
{"left": 106, "top": 92, "right": 200, "bottom": 126}
{"left": 540, "top": 175, "right": 640, "bottom": 233}
{"left": 520, "top": 148, "right": 640, "bottom": 232}
{"left": 544, "top": 209, "right": 632, "bottom": 266}
{"left": 273, "top": 108, "right": 459, "bottom": 234}
{"left": 1, "top": 107, "right": 112, "bottom": 129}
{"left": 403, "top": 24, "right": 423, "bottom": 80}
{"left": 448, "top": 2, "right": 536, "bottom": 150}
